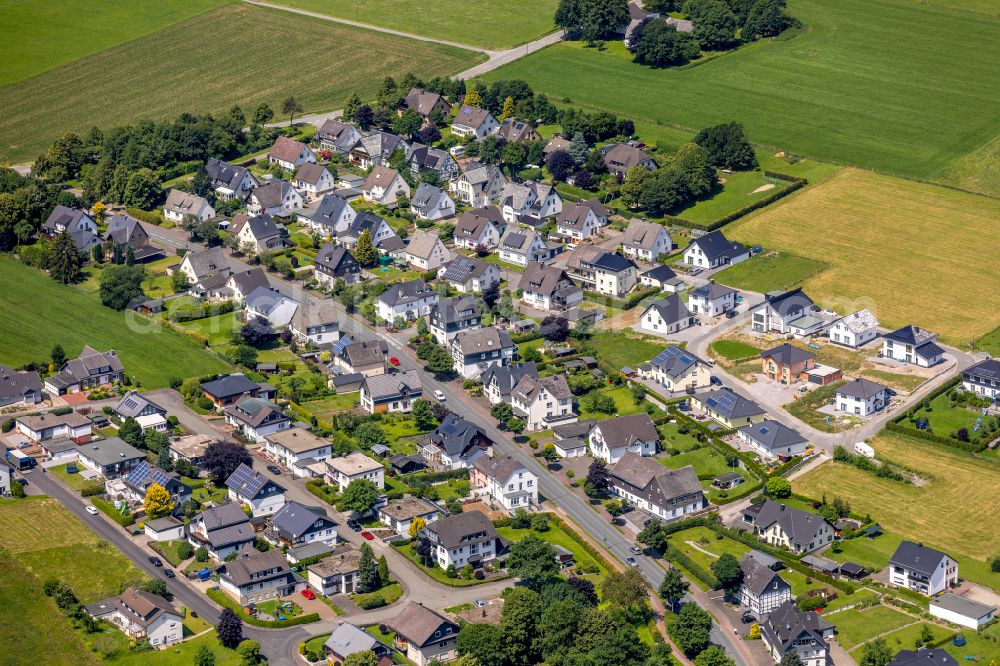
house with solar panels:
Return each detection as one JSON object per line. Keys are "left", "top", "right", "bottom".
{"left": 226, "top": 462, "right": 287, "bottom": 516}
{"left": 113, "top": 391, "right": 168, "bottom": 433}
{"left": 829, "top": 308, "right": 879, "bottom": 348}
{"left": 423, "top": 414, "right": 493, "bottom": 470}
{"left": 690, "top": 388, "right": 766, "bottom": 429}
{"left": 437, "top": 256, "right": 501, "bottom": 294}
{"left": 109, "top": 460, "right": 192, "bottom": 511}
{"left": 882, "top": 325, "right": 944, "bottom": 367}
{"left": 962, "top": 359, "right": 1000, "bottom": 400}
{"left": 638, "top": 345, "right": 711, "bottom": 392}
{"left": 738, "top": 420, "right": 809, "bottom": 460}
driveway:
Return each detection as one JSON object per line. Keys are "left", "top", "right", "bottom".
{"left": 144, "top": 388, "right": 233, "bottom": 440}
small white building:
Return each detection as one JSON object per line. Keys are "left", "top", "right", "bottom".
{"left": 509, "top": 373, "right": 577, "bottom": 432}
{"left": 738, "top": 420, "right": 809, "bottom": 460}
{"left": 835, "top": 378, "right": 889, "bottom": 417}
{"left": 86, "top": 589, "right": 182, "bottom": 649}
{"left": 470, "top": 455, "right": 538, "bottom": 510}
{"left": 640, "top": 295, "right": 695, "bottom": 335}
{"left": 421, "top": 511, "right": 500, "bottom": 570}
{"left": 608, "top": 453, "right": 706, "bottom": 522}
{"left": 163, "top": 190, "right": 215, "bottom": 224}
{"left": 622, "top": 217, "right": 671, "bottom": 262}
{"left": 682, "top": 230, "right": 749, "bottom": 269}
{"left": 882, "top": 325, "right": 944, "bottom": 367}
{"left": 143, "top": 516, "right": 186, "bottom": 542}
{"left": 378, "top": 495, "right": 442, "bottom": 536}
{"left": 687, "top": 282, "right": 738, "bottom": 317}
{"left": 294, "top": 163, "right": 337, "bottom": 201}
{"left": 324, "top": 452, "right": 385, "bottom": 491}
{"left": 363, "top": 166, "right": 410, "bottom": 207}
{"left": 268, "top": 136, "right": 316, "bottom": 171}
{"left": 225, "top": 462, "right": 287, "bottom": 516}
{"left": 889, "top": 541, "right": 958, "bottom": 597}
{"left": 737, "top": 553, "right": 792, "bottom": 616}
{"left": 829, "top": 309, "right": 878, "bottom": 348}
{"left": 450, "top": 328, "right": 517, "bottom": 379}
{"left": 403, "top": 230, "right": 452, "bottom": 271}
{"left": 555, "top": 199, "right": 609, "bottom": 242}
{"left": 360, "top": 370, "right": 422, "bottom": 414}
{"left": 451, "top": 105, "right": 500, "bottom": 140}
{"left": 929, "top": 593, "right": 995, "bottom": 629}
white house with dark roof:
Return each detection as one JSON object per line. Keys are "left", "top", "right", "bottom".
{"left": 389, "top": 602, "right": 460, "bottom": 666}
{"left": 588, "top": 414, "right": 660, "bottom": 463}
{"left": 73, "top": 437, "right": 144, "bottom": 478}
{"left": 323, "top": 621, "right": 393, "bottom": 663}
{"left": 17, "top": 411, "right": 92, "bottom": 443}
{"left": 437, "top": 256, "right": 501, "bottom": 294}
{"left": 86, "top": 588, "right": 182, "bottom": 649}
{"left": 244, "top": 286, "right": 299, "bottom": 328}
{"left": 177, "top": 246, "right": 230, "bottom": 287}
{"left": 739, "top": 420, "right": 809, "bottom": 460}
{"left": 363, "top": 166, "right": 410, "bottom": 207}
{"left": 264, "top": 427, "right": 332, "bottom": 477}
{"left": 113, "top": 390, "right": 166, "bottom": 422}
{"left": 929, "top": 593, "right": 995, "bottom": 629}
{"left": 453, "top": 207, "right": 503, "bottom": 250}
{"left": 334, "top": 338, "right": 388, "bottom": 377}
{"left": 760, "top": 600, "right": 834, "bottom": 666}
{"left": 428, "top": 295, "right": 482, "bottom": 344}
{"left": 267, "top": 500, "right": 337, "bottom": 548}
{"left": 556, "top": 199, "right": 609, "bottom": 241}
{"left": 421, "top": 510, "right": 500, "bottom": 570}
{"left": 299, "top": 193, "right": 356, "bottom": 236}
{"left": 482, "top": 363, "right": 538, "bottom": 406}
{"left": 638, "top": 345, "right": 711, "bottom": 391}
{"left": 247, "top": 180, "right": 303, "bottom": 218}
{"left": 308, "top": 548, "right": 361, "bottom": 595}
{"left": 224, "top": 394, "right": 291, "bottom": 443}
{"left": 889, "top": 541, "right": 957, "bottom": 596}
{"left": 751, "top": 288, "right": 815, "bottom": 334}
{"left": 339, "top": 211, "right": 398, "bottom": 250}
{"left": 206, "top": 158, "right": 259, "bottom": 200}
{"left": 377, "top": 279, "right": 439, "bottom": 323}
{"left": 104, "top": 214, "right": 164, "bottom": 263}
{"left": 451, "top": 105, "right": 499, "bottom": 140}
{"left": 882, "top": 325, "right": 944, "bottom": 367}
{"left": 962, "top": 359, "right": 1000, "bottom": 399}
{"left": 737, "top": 553, "right": 791, "bottom": 616}
{"left": 743, "top": 500, "right": 835, "bottom": 554}
{"left": 471, "top": 454, "right": 538, "bottom": 510}
{"left": 499, "top": 228, "right": 552, "bottom": 267}
{"left": 360, "top": 370, "right": 422, "bottom": 414}
{"left": 403, "top": 229, "right": 452, "bottom": 271}
{"left": 294, "top": 163, "right": 336, "bottom": 200}
{"left": 410, "top": 183, "right": 455, "bottom": 221}
{"left": 163, "top": 190, "right": 215, "bottom": 224}
{"left": 500, "top": 180, "right": 562, "bottom": 225}
{"left": 639, "top": 265, "right": 683, "bottom": 292}
{"left": 518, "top": 262, "right": 583, "bottom": 312}
{"left": 0, "top": 365, "right": 41, "bottom": 407}
{"left": 683, "top": 230, "right": 749, "bottom": 269}
{"left": 313, "top": 244, "right": 361, "bottom": 287}
{"left": 450, "top": 162, "right": 508, "bottom": 207}
{"left": 44, "top": 346, "right": 125, "bottom": 395}
{"left": 691, "top": 388, "right": 766, "bottom": 428}
{"left": 379, "top": 496, "right": 442, "bottom": 535}
{"left": 622, "top": 218, "right": 672, "bottom": 262}
{"left": 290, "top": 298, "right": 341, "bottom": 347}
{"left": 688, "top": 281, "right": 738, "bottom": 317}
{"left": 268, "top": 136, "right": 316, "bottom": 171}
{"left": 225, "top": 267, "right": 271, "bottom": 304}
{"left": 836, "top": 377, "right": 889, "bottom": 416}
{"left": 409, "top": 144, "right": 459, "bottom": 181}
{"left": 510, "top": 373, "right": 576, "bottom": 431}
{"left": 450, "top": 327, "right": 517, "bottom": 379}
{"left": 349, "top": 131, "right": 410, "bottom": 169}
{"left": 43, "top": 205, "right": 96, "bottom": 237}
{"left": 585, "top": 251, "right": 638, "bottom": 298}
{"left": 608, "top": 453, "right": 705, "bottom": 521}
{"left": 188, "top": 503, "right": 255, "bottom": 560}
{"left": 829, "top": 308, "right": 879, "bottom": 348}
{"left": 640, "top": 294, "right": 695, "bottom": 334}
{"left": 218, "top": 546, "right": 305, "bottom": 604}
{"left": 226, "top": 462, "right": 287, "bottom": 516}
{"left": 424, "top": 414, "right": 493, "bottom": 470}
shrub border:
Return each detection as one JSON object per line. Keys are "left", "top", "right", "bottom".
{"left": 206, "top": 588, "right": 320, "bottom": 628}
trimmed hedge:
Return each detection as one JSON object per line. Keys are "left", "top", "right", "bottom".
{"left": 548, "top": 514, "right": 617, "bottom": 574}
{"left": 91, "top": 497, "right": 135, "bottom": 527}
{"left": 402, "top": 467, "right": 469, "bottom": 485}
{"left": 665, "top": 543, "right": 719, "bottom": 590}
{"left": 206, "top": 588, "right": 320, "bottom": 627}
{"left": 670, "top": 172, "right": 807, "bottom": 232}
{"left": 126, "top": 207, "right": 164, "bottom": 225}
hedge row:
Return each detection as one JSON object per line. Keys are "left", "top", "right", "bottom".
{"left": 548, "top": 514, "right": 617, "bottom": 574}
{"left": 402, "top": 467, "right": 469, "bottom": 486}
{"left": 126, "top": 207, "right": 164, "bottom": 225}
{"left": 168, "top": 300, "right": 237, "bottom": 323}
{"left": 665, "top": 543, "right": 719, "bottom": 590}
{"left": 671, "top": 174, "right": 807, "bottom": 232}
{"left": 91, "top": 497, "right": 135, "bottom": 527}
{"left": 511, "top": 331, "right": 542, "bottom": 344}
{"left": 206, "top": 588, "right": 320, "bottom": 628}
{"left": 582, "top": 287, "right": 660, "bottom": 311}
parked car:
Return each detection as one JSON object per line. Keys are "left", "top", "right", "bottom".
{"left": 361, "top": 531, "right": 374, "bottom": 540}
{"left": 347, "top": 520, "right": 362, "bottom": 532}
{"left": 389, "top": 357, "right": 400, "bottom": 366}
{"left": 85, "top": 505, "right": 99, "bottom": 515}
{"left": 689, "top": 268, "right": 703, "bottom": 276}
{"left": 301, "top": 589, "right": 316, "bottom": 600}
{"left": 710, "top": 375, "right": 723, "bottom": 386}
{"left": 629, "top": 545, "right": 642, "bottom": 555}
{"left": 266, "top": 465, "right": 282, "bottom": 475}
{"left": 433, "top": 389, "right": 446, "bottom": 402}
{"left": 626, "top": 556, "right": 638, "bottom": 567}
{"left": 741, "top": 614, "right": 756, "bottom": 624}
{"left": 148, "top": 556, "right": 163, "bottom": 567}
{"left": 164, "top": 569, "right": 175, "bottom": 579}
{"left": 726, "top": 310, "right": 738, "bottom": 319}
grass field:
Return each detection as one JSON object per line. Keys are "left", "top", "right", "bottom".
{"left": 174, "top": 312, "right": 241, "bottom": 347}
{"left": 709, "top": 339, "right": 765, "bottom": 362}
{"left": 267, "top": 0, "right": 557, "bottom": 48}
{"left": 726, "top": 169, "right": 1000, "bottom": 344}
{"left": 672, "top": 171, "right": 794, "bottom": 225}
{"left": 580, "top": 330, "right": 666, "bottom": 369}
{"left": 659, "top": 447, "right": 731, "bottom": 480}
{"left": 974, "top": 325, "right": 1000, "bottom": 357}
{"left": 483, "top": 0, "right": 1000, "bottom": 191}
{"left": 0, "top": 3, "right": 480, "bottom": 163}
{"left": 904, "top": 392, "right": 983, "bottom": 438}
{"left": 833, "top": 605, "right": 913, "bottom": 649}
{"left": 0, "top": 256, "right": 230, "bottom": 388}
{"left": 713, "top": 251, "right": 828, "bottom": 294}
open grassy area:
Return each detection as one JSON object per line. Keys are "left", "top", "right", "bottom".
{"left": 833, "top": 604, "right": 914, "bottom": 649}
{"left": 579, "top": 330, "right": 666, "bottom": 369}
{"left": 0, "top": 256, "right": 230, "bottom": 388}
{"left": 713, "top": 251, "right": 828, "bottom": 294}
{"left": 672, "top": 170, "right": 794, "bottom": 224}
{"left": 50, "top": 463, "right": 106, "bottom": 494}
{"left": 852, "top": 621, "right": 953, "bottom": 655}
{"left": 105, "top": 631, "right": 242, "bottom": 666}
{"left": 497, "top": 523, "right": 608, "bottom": 579}
{"left": 709, "top": 339, "right": 763, "bottom": 362}
{"left": 827, "top": 532, "right": 904, "bottom": 572}
{"left": 902, "top": 391, "right": 984, "bottom": 440}
{"left": 268, "top": 0, "right": 557, "bottom": 48}
{"left": 944, "top": 621, "right": 1000, "bottom": 664}
{"left": 659, "top": 447, "right": 732, "bottom": 480}
{"left": 175, "top": 312, "right": 242, "bottom": 347}
{"left": 483, "top": 0, "right": 1000, "bottom": 192}
{"left": 0, "top": 3, "right": 480, "bottom": 163}
{"left": 657, "top": 421, "right": 703, "bottom": 452}
{"left": 149, "top": 540, "right": 193, "bottom": 567}
{"left": 579, "top": 385, "right": 653, "bottom": 421}
{"left": 301, "top": 393, "right": 359, "bottom": 420}
{"left": 973, "top": 325, "right": 1000, "bottom": 357}
{"left": 727, "top": 169, "right": 1000, "bottom": 344}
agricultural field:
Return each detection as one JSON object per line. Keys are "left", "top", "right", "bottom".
{"left": 484, "top": 0, "right": 1000, "bottom": 190}
{"left": 267, "top": 0, "right": 558, "bottom": 48}
{"left": 0, "top": 256, "right": 231, "bottom": 388}
{"left": 0, "top": 3, "right": 481, "bottom": 163}
{"left": 727, "top": 168, "right": 1000, "bottom": 344}
{"left": 713, "top": 251, "right": 828, "bottom": 295}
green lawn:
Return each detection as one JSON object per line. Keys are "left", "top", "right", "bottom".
{"left": 579, "top": 330, "right": 666, "bottom": 369}
{"left": 105, "top": 631, "right": 242, "bottom": 665}
{"left": 659, "top": 447, "right": 732, "bottom": 480}
{"left": 301, "top": 393, "right": 359, "bottom": 420}
{"left": 149, "top": 540, "right": 191, "bottom": 567}
{"left": 904, "top": 392, "right": 984, "bottom": 439}
{"left": 657, "top": 421, "right": 703, "bottom": 452}
{"left": 713, "top": 252, "right": 829, "bottom": 294}
{"left": 0, "top": 3, "right": 481, "bottom": 163}
{"left": 856, "top": 621, "right": 953, "bottom": 655}
{"left": 578, "top": 385, "right": 652, "bottom": 421}
{"left": 483, "top": 0, "right": 1000, "bottom": 193}
{"left": 833, "top": 605, "right": 914, "bottom": 649}
{"left": 785, "top": 381, "right": 860, "bottom": 433}
{"left": 175, "top": 312, "right": 242, "bottom": 347}
{"left": 945, "top": 622, "right": 1000, "bottom": 664}
{"left": 974, "top": 324, "right": 1000, "bottom": 356}
{"left": 672, "top": 170, "right": 794, "bottom": 224}
{"left": 709, "top": 339, "right": 764, "bottom": 362}
{"left": 0, "top": 256, "right": 230, "bottom": 388}
{"left": 497, "top": 523, "right": 608, "bottom": 578}
{"left": 50, "top": 463, "right": 106, "bottom": 494}
{"left": 392, "top": 542, "right": 507, "bottom": 586}
{"left": 352, "top": 582, "right": 403, "bottom": 607}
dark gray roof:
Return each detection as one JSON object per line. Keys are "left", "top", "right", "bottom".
{"left": 342, "top": 339, "right": 388, "bottom": 368}
{"left": 888, "top": 648, "right": 957, "bottom": 666}
{"left": 104, "top": 214, "right": 145, "bottom": 246}
{"left": 472, "top": 455, "right": 526, "bottom": 485}
{"left": 645, "top": 295, "right": 691, "bottom": 326}
{"left": 690, "top": 230, "right": 748, "bottom": 262}
{"left": 929, "top": 593, "right": 995, "bottom": 620}
{"left": 324, "top": 622, "right": 388, "bottom": 659}
{"left": 237, "top": 211, "right": 281, "bottom": 238}
{"left": 315, "top": 244, "right": 358, "bottom": 273}
{"left": 74, "top": 438, "right": 145, "bottom": 467}
{"left": 226, "top": 463, "right": 286, "bottom": 500}
{"left": 738, "top": 420, "right": 807, "bottom": 452}
{"left": 837, "top": 377, "right": 887, "bottom": 400}
{"left": 965, "top": 359, "right": 1000, "bottom": 384}
{"left": 410, "top": 145, "right": 456, "bottom": 172}
{"left": 430, "top": 295, "right": 481, "bottom": 326}
{"left": 201, "top": 373, "right": 259, "bottom": 399}
{"left": 206, "top": 158, "right": 255, "bottom": 191}
{"left": 609, "top": 453, "right": 703, "bottom": 507}
{"left": 44, "top": 204, "right": 91, "bottom": 231}
{"left": 762, "top": 288, "right": 814, "bottom": 316}
{"left": 481, "top": 363, "right": 538, "bottom": 397}
{"left": 587, "top": 252, "right": 636, "bottom": 272}
{"left": 455, "top": 207, "right": 503, "bottom": 240}
{"left": 650, "top": 345, "right": 706, "bottom": 378}
{"left": 761, "top": 343, "right": 816, "bottom": 366}
{"left": 430, "top": 413, "right": 490, "bottom": 457}
{"left": 182, "top": 246, "right": 230, "bottom": 279}
{"left": 553, "top": 419, "right": 596, "bottom": 440}
{"left": 690, "top": 281, "right": 737, "bottom": 301}
{"left": 641, "top": 265, "right": 678, "bottom": 282}
{"left": 380, "top": 279, "right": 436, "bottom": 307}
{"left": 885, "top": 325, "right": 937, "bottom": 346}
{"left": 411, "top": 183, "right": 449, "bottom": 216}
{"left": 890, "top": 541, "right": 950, "bottom": 577}
{"left": 425, "top": 510, "right": 498, "bottom": 550}
{"left": 761, "top": 600, "right": 832, "bottom": 656}
{"left": 220, "top": 546, "right": 293, "bottom": 587}
{"left": 362, "top": 370, "right": 421, "bottom": 401}
{"left": 592, "top": 414, "right": 659, "bottom": 448}
{"left": 230, "top": 268, "right": 270, "bottom": 296}
{"left": 113, "top": 390, "right": 165, "bottom": 418}
{"left": 696, "top": 388, "right": 765, "bottom": 420}
{"left": 199, "top": 503, "right": 251, "bottom": 531}
{"left": 390, "top": 602, "right": 459, "bottom": 648}
{"left": 751, "top": 500, "right": 833, "bottom": 545}
{"left": 511, "top": 373, "right": 573, "bottom": 404}
{"left": 740, "top": 553, "right": 789, "bottom": 597}
{"left": 307, "top": 194, "right": 353, "bottom": 228}
{"left": 440, "top": 256, "right": 493, "bottom": 283}
{"left": 453, "top": 327, "right": 514, "bottom": 357}
{"left": 269, "top": 500, "right": 333, "bottom": 541}
{"left": 0, "top": 365, "right": 41, "bottom": 403}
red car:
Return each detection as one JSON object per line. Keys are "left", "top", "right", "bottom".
{"left": 361, "top": 531, "right": 374, "bottom": 540}
{"left": 300, "top": 589, "right": 316, "bottom": 600}
{"left": 389, "top": 357, "right": 400, "bottom": 366}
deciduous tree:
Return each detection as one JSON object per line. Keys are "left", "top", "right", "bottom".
{"left": 216, "top": 608, "right": 243, "bottom": 649}
{"left": 658, "top": 568, "right": 689, "bottom": 609}
{"left": 99, "top": 264, "right": 145, "bottom": 310}
{"left": 338, "top": 479, "right": 381, "bottom": 515}
{"left": 634, "top": 22, "right": 701, "bottom": 67}
{"left": 282, "top": 97, "right": 304, "bottom": 125}
{"left": 201, "top": 440, "right": 253, "bottom": 485}
{"left": 144, "top": 482, "right": 175, "bottom": 519}
{"left": 668, "top": 602, "right": 713, "bottom": 657}
{"left": 507, "top": 535, "right": 560, "bottom": 588}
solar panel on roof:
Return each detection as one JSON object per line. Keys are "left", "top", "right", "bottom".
{"left": 333, "top": 337, "right": 354, "bottom": 355}
{"left": 759, "top": 426, "right": 769, "bottom": 434}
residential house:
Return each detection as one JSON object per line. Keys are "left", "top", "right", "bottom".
{"left": 453, "top": 207, "right": 503, "bottom": 250}
{"left": 0, "top": 365, "right": 41, "bottom": 407}
{"left": 498, "top": 229, "right": 551, "bottom": 267}
{"left": 263, "top": 428, "right": 332, "bottom": 478}
{"left": 409, "top": 144, "right": 459, "bottom": 181}
{"left": 551, "top": 420, "right": 594, "bottom": 458}
{"left": 600, "top": 142, "right": 658, "bottom": 178}
{"left": 324, "top": 452, "right": 385, "bottom": 491}
{"left": 168, "top": 433, "right": 213, "bottom": 468}
{"left": 621, "top": 218, "right": 672, "bottom": 262}
{"left": 294, "top": 163, "right": 337, "bottom": 201}
{"left": 429, "top": 295, "right": 482, "bottom": 344}
{"left": 299, "top": 193, "right": 356, "bottom": 237}
{"left": 608, "top": 453, "right": 706, "bottom": 522}
{"left": 640, "top": 295, "right": 695, "bottom": 334}
{"left": 688, "top": 282, "right": 738, "bottom": 317}
{"left": 761, "top": 343, "right": 816, "bottom": 384}
{"left": 268, "top": 136, "right": 316, "bottom": 171}
{"left": 836, "top": 378, "right": 889, "bottom": 417}
{"left": 73, "top": 438, "right": 144, "bottom": 478}
{"left": 360, "top": 370, "right": 422, "bottom": 414}
{"left": 518, "top": 262, "right": 584, "bottom": 312}
{"left": 113, "top": 391, "right": 167, "bottom": 432}
{"left": 690, "top": 388, "right": 766, "bottom": 428}
{"left": 451, "top": 105, "right": 499, "bottom": 140}
{"left": 637, "top": 265, "right": 681, "bottom": 294}
{"left": 338, "top": 211, "right": 398, "bottom": 251}
{"left": 200, "top": 373, "right": 267, "bottom": 408}
{"left": 586, "top": 251, "right": 637, "bottom": 298}
{"left": 410, "top": 183, "right": 455, "bottom": 221}
{"left": 423, "top": 414, "right": 493, "bottom": 470}
{"left": 751, "top": 288, "right": 815, "bottom": 334}
{"left": 244, "top": 286, "right": 299, "bottom": 328}
{"left": 377, "top": 279, "right": 439, "bottom": 323}
{"left": 378, "top": 496, "right": 442, "bottom": 536}
{"left": 738, "top": 420, "right": 809, "bottom": 460}
{"left": 928, "top": 594, "right": 995, "bottom": 630}
{"left": 403, "top": 229, "right": 452, "bottom": 271}
{"left": 103, "top": 214, "right": 164, "bottom": 262}
{"left": 290, "top": 299, "right": 342, "bottom": 347}
{"left": 471, "top": 455, "right": 538, "bottom": 510}
{"left": 889, "top": 541, "right": 958, "bottom": 596}
{"left": 760, "top": 600, "right": 834, "bottom": 666}
{"left": 888, "top": 649, "right": 959, "bottom": 666}
{"left": 231, "top": 213, "right": 286, "bottom": 256}
{"left": 44, "top": 346, "right": 125, "bottom": 395}
{"left": 112, "top": 460, "right": 191, "bottom": 509}
{"left": 224, "top": 394, "right": 291, "bottom": 442}
{"left": 829, "top": 308, "right": 879, "bottom": 348}
{"left": 349, "top": 131, "right": 410, "bottom": 169}
{"left": 226, "top": 462, "right": 287, "bottom": 516}
{"left": 543, "top": 135, "right": 572, "bottom": 156}
{"left": 403, "top": 87, "right": 451, "bottom": 119}
{"left": 482, "top": 363, "right": 538, "bottom": 406}
{"left": 437, "top": 256, "right": 501, "bottom": 294}
{"left": 308, "top": 548, "right": 361, "bottom": 596}
{"left": 176, "top": 246, "right": 231, "bottom": 292}
{"left": 43, "top": 205, "right": 96, "bottom": 237}
{"left": 247, "top": 181, "right": 303, "bottom": 218}
{"left": 742, "top": 500, "right": 835, "bottom": 554}
{"left": 389, "top": 602, "right": 460, "bottom": 666}
{"left": 324, "top": 621, "right": 393, "bottom": 664}
{"left": 363, "top": 166, "right": 410, "bottom": 207}
{"left": 17, "top": 412, "right": 92, "bottom": 443}
{"left": 334, "top": 338, "right": 389, "bottom": 377}
{"left": 450, "top": 162, "right": 508, "bottom": 207}
{"left": 882, "top": 326, "right": 944, "bottom": 367}
{"left": 638, "top": 345, "right": 711, "bottom": 392}
{"left": 206, "top": 158, "right": 259, "bottom": 200}
{"left": 737, "top": 553, "right": 792, "bottom": 615}
{"left": 588, "top": 414, "right": 660, "bottom": 464}
{"left": 225, "top": 267, "right": 271, "bottom": 304}
{"left": 317, "top": 119, "right": 364, "bottom": 155}
{"left": 188, "top": 503, "right": 256, "bottom": 560}
{"left": 962, "top": 359, "right": 1000, "bottom": 400}
{"left": 450, "top": 327, "right": 517, "bottom": 379}
{"left": 86, "top": 588, "right": 182, "bottom": 649}
{"left": 218, "top": 546, "right": 305, "bottom": 605}
{"left": 267, "top": 500, "right": 337, "bottom": 548}
{"left": 422, "top": 510, "right": 500, "bottom": 570}
{"left": 163, "top": 190, "right": 214, "bottom": 224}
{"left": 510, "top": 373, "right": 576, "bottom": 431}
{"left": 499, "top": 180, "right": 562, "bottom": 225}
{"left": 683, "top": 230, "right": 750, "bottom": 269}
{"left": 556, "top": 199, "right": 609, "bottom": 242}
{"left": 497, "top": 118, "right": 541, "bottom": 143}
